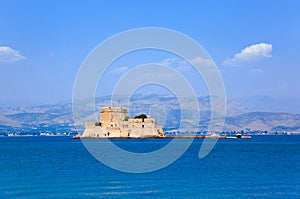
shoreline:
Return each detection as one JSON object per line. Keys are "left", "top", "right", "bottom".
{"left": 73, "top": 135, "right": 251, "bottom": 139}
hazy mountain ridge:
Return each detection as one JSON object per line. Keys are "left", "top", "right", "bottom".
{"left": 224, "top": 112, "right": 300, "bottom": 132}
{"left": 0, "top": 95, "right": 299, "bottom": 134}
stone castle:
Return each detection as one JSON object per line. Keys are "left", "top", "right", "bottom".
{"left": 81, "top": 106, "right": 164, "bottom": 138}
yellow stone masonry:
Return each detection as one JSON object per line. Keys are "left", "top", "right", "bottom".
{"left": 82, "top": 106, "right": 164, "bottom": 138}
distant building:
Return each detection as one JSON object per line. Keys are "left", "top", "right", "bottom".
{"left": 81, "top": 106, "right": 164, "bottom": 138}
{"left": 287, "top": 131, "right": 300, "bottom": 135}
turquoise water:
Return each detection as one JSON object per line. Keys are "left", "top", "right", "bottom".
{"left": 0, "top": 136, "right": 299, "bottom": 198}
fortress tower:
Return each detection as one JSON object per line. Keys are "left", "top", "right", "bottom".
{"left": 100, "top": 107, "right": 128, "bottom": 125}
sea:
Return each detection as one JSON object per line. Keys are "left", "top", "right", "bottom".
{"left": 0, "top": 135, "right": 299, "bottom": 198}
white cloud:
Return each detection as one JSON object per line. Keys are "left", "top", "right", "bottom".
{"left": 250, "top": 68, "right": 264, "bottom": 74}
{"left": 190, "top": 57, "right": 215, "bottom": 68}
{"left": 161, "top": 57, "right": 215, "bottom": 68}
{"left": 110, "top": 66, "right": 128, "bottom": 74}
{"left": 223, "top": 43, "right": 272, "bottom": 66}
{"left": 0, "top": 46, "right": 26, "bottom": 62}
{"left": 160, "top": 57, "right": 193, "bottom": 74}
{"left": 161, "top": 57, "right": 178, "bottom": 66}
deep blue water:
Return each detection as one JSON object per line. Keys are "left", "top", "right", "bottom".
{"left": 0, "top": 136, "right": 299, "bottom": 198}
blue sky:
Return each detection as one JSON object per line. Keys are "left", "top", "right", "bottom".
{"left": 0, "top": 0, "right": 300, "bottom": 112}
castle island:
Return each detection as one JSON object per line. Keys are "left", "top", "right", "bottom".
{"left": 80, "top": 106, "right": 164, "bottom": 138}
{"left": 74, "top": 106, "right": 250, "bottom": 139}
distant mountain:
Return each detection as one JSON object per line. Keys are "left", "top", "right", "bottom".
{"left": 224, "top": 112, "right": 300, "bottom": 132}
{"left": 237, "top": 96, "right": 300, "bottom": 114}
{"left": 0, "top": 95, "right": 300, "bottom": 134}
{"left": 0, "top": 104, "right": 75, "bottom": 134}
